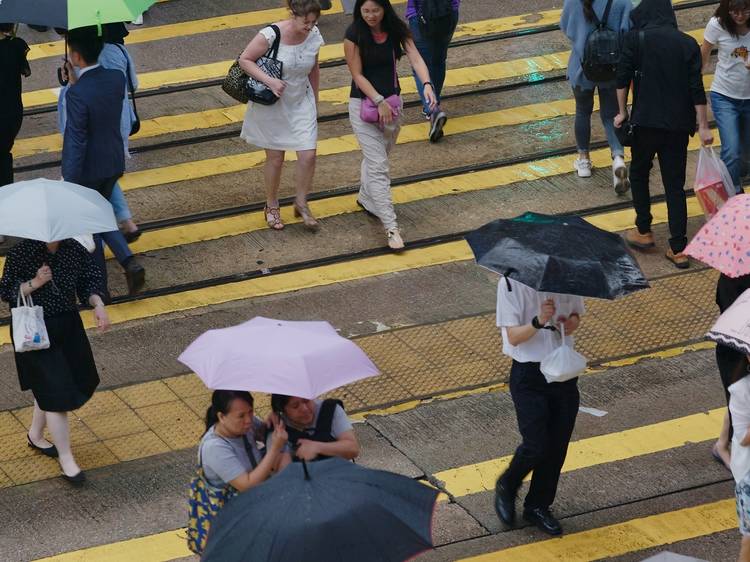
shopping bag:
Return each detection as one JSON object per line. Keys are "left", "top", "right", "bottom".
{"left": 705, "top": 288, "right": 750, "bottom": 355}
{"left": 11, "top": 291, "right": 50, "bottom": 353}
{"left": 540, "top": 324, "right": 587, "bottom": 383}
{"left": 694, "top": 146, "right": 732, "bottom": 219}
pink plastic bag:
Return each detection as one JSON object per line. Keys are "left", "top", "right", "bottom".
{"left": 693, "top": 146, "right": 732, "bottom": 219}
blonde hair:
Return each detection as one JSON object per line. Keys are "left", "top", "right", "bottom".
{"left": 288, "top": 0, "right": 322, "bottom": 17}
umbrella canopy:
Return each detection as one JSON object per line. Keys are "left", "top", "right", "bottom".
{"left": 0, "top": 0, "right": 154, "bottom": 29}
{"left": 203, "top": 458, "right": 438, "bottom": 562}
{"left": 706, "top": 288, "right": 750, "bottom": 355}
{"left": 177, "top": 317, "right": 380, "bottom": 399}
{"left": 685, "top": 194, "right": 750, "bottom": 278}
{"left": 466, "top": 212, "right": 650, "bottom": 300}
{"left": 0, "top": 178, "right": 118, "bottom": 242}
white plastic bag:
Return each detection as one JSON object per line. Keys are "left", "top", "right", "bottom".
{"left": 540, "top": 324, "right": 587, "bottom": 384}
{"left": 694, "top": 146, "right": 733, "bottom": 219}
{"left": 12, "top": 290, "right": 50, "bottom": 353}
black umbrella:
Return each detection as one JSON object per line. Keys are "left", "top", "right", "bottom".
{"left": 203, "top": 458, "right": 438, "bottom": 562}
{"left": 466, "top": 212, "right": 649, "bottom": 300}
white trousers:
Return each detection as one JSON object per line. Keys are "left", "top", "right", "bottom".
{"left": 348, "top": 97, "right": 402, "bottom": 231}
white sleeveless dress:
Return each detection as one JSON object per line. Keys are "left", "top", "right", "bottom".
{"left": 240, "top": 26, "right": 324, "bottom": 151}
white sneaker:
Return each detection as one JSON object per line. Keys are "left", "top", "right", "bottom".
{"left": 573, "top": 157, "right": 592, "bottom": 178}
{"left": 612, "top": 155, "right": 630, "bottom": 195}
{"left": 132, "top": 14, "right": 144, "bottom": 25}
{"left": 386, "top": 228, "right": 404, "bottom": 251}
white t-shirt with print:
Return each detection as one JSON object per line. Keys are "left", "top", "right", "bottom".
{"left": 496, "top": 277, "right": 585, "bottom": 364}
{"left": 704, "top": 16, "right": 750, "bottom": 99}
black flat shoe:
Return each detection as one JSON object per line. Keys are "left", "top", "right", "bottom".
{"left": 494, "top": 480, "right": 516, "bottom": 527}
{"left": 62, "top": 471, "right": 86, "bottom": 484}
{"left": 523, "top": 507, "right": 562, "bottom": 536}
{"left": 123, "top": 229, "right": 142, "bottom": 243}
{"left": 27, "top": 435, "right": 59, "bottom": 458}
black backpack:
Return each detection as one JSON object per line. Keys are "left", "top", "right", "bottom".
{"left": 417, "top": 0, "right": 455, "bottom": 39}
{"left": 581, "top": 0, "right": 622, "bottom": 82}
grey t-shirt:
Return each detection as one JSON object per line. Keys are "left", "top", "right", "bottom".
{"left": 199, "top": 420, "right": 264, "bottom": 488}
{"left": 267, "top": 400, "right": 353, "bottom": 453}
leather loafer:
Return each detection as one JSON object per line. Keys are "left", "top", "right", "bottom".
{"left": 624, "top": 228, "right": 655, "bottom": 250}
{"left": 494, "top": 481, "right": 516, "bottom": 527}
{"left": 124, "top": 259, "right": 145, "bottom": 295}
{"left": 27, "top": 435, "right": 59, "bottom": 458}
{"left": 523, "top": 507, "right": 562, "bottom": 536}
{"left": 62, "top": 471, "right": 86, "bottom": 484}
{"left": 665, "top": 249, "right": 690, "bottom": 269}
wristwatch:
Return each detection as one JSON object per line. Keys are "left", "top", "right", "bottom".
{"left": 372, "top": 94, "right": 385, "bottom": 105}
{"left": 531, "top": 316, "right": 544, "bottom": 330}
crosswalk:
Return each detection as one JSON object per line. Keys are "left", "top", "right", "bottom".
{"left": 2, "top": 0, "right": 735, "bottom": 559}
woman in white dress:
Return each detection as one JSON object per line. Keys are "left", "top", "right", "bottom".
{"left": 239, "top": 0, "right": 324, "bottom": 231}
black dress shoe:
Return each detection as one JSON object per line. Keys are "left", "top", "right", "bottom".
{"left": 27, "top": 435, "right": 59, "bottom": 458}
{"left": 62, "top": 471, "right": 86, "bottom": 484}
{"left": 124, "top": 259, "right": 145, "bottom": 295}
{"left": 494, "top": 481, "right": 516, "bottom": 527}
{"left": 123, "top": 229, "right": 142, "bottom": 244}
{"left": 523, "top": 507, "right": 562, "bottom": 536}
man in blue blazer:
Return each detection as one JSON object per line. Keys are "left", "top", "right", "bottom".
{"left": 61, "top": 27, "right": 145, "bottom": 296}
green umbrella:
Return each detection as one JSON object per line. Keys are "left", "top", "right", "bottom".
{"left": 0, "top": 0, "right": 154, "bottom": 31}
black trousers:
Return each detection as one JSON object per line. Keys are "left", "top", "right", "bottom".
{"left": 629, "top": 127, "right": 690, "bottom": 253}
{"left": 0, "top": 112, "right": 23, "bottom": 187}
{"left": 498, "top": 360, "right": 580, "bottom": 510}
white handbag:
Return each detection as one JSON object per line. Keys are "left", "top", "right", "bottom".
{"left": 540, "top": 324, "right": 587, "bottom": 384}
{"left": 12, "top": 290, "right": 50, "bottom": 353}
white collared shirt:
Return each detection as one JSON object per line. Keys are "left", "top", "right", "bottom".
{"left": 74, "top": 63, "right": 100, "bottom": 79}
{"left": 496, "top": 277, "right": 585, "bottom": 363}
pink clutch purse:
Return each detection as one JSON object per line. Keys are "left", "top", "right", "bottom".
{"left": 359, "top": 94, "right": 401, "bottom": 123}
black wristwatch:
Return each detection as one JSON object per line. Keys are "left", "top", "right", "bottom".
{"left": 531, "top": 316, "right": 544, "bottom": 330}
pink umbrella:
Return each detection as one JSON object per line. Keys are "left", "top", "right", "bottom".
{"left": 177, "top": 317, "right": 379, "bottom": 399}
{"left": 684, "top": 194, "right": 750, "bottom": 278}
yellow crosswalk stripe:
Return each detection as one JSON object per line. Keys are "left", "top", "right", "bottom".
{"left": 0, "top": 190, "right": 710, "bottom": 347}
{"left": 19, "top": 10, "right": 566, "bottom": 109}
{"left": 24, "top": 0, "right": 401, "bottom": 61}
{"left": 460, "top": 499, "right": 736, "bottom": 561}
{"left": 18, "top": 23, "right": 706, "bottom": 112}
{"left": 31, "top": 404, "right": 730, "bottom": 562}
{"left": 436, "top": 408, "right": 724, "bottom": 499}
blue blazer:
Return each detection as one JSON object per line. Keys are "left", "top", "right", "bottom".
{"left": 61, "top": 66, "right": 126, "bottom": 187}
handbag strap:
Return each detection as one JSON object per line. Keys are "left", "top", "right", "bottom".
{"left": 113, "top": 43, "right": 138, "bottom": 115}
{"left": 267, "top": 24, "right": 282, "bottom": 59}
{"left": 199, "top": 431, "right": 259, "bottom": 470}
{"left": 16, "top": 286, "right": 32, "bottom": 309}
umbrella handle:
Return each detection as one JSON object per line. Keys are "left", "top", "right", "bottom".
{"left": 302, "top": 459, "right": 311, "bottom": 481}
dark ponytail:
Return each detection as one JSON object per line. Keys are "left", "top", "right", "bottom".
{"left": 582, "top": 0, "right": 596, "bottom": 22}
{"left": 205, "top": 390, "right": 254, "bottom": 431}
{"left": 270, "top": 394, "right": 292, "bottom": 416}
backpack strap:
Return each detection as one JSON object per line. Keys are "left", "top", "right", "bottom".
{"left": 600, "top": 0, "right": 614, "bottom": 27}
{"left": 316, "top": 399, "right": 344, "bottom": 436}
{"left": 113, "top": 43, "right": 138, "bottom": 116}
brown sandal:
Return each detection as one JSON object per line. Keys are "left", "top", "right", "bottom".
{"left": 294, "top": 202, "right": 319, "bottom": 231}
{"left": 264, "top": 206, "right": 284, "bottom": 230}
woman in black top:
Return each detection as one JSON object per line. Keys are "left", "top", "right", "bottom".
{"left": 0, "top": 239, "right": 110, "bottom": 484}
{"left": 0, "top": 23, "right": 30, "bottom": 188}
{"left": 344, "top": 0, "right": 436, "bottom": 251}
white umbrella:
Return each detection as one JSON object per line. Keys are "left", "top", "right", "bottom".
{"left": 178, "top": 317, "right": 380, "bottom": 399}
{"left": 0, "top": 178, "right": 118, "bottom": 242}
{"left": 706, "top": 288, "right": 750, "bottom": 355}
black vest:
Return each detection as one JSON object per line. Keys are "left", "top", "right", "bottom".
{"left": 285, "top": 399, "right": 343, "bottom": 463}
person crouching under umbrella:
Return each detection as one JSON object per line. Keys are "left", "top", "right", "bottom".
{"left": 268, "top": 395, "right": 360, "bottom": 469}
{"left": 493, "top": 275, "right": 584, "bottom": 536}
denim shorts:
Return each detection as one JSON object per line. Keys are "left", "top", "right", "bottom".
{"left": 736, "top": 471, "right": 750, "bottom": 536}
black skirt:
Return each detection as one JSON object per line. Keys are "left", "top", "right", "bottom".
{"left": 12, "top": 311, "right": 100, "bottom": 412}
